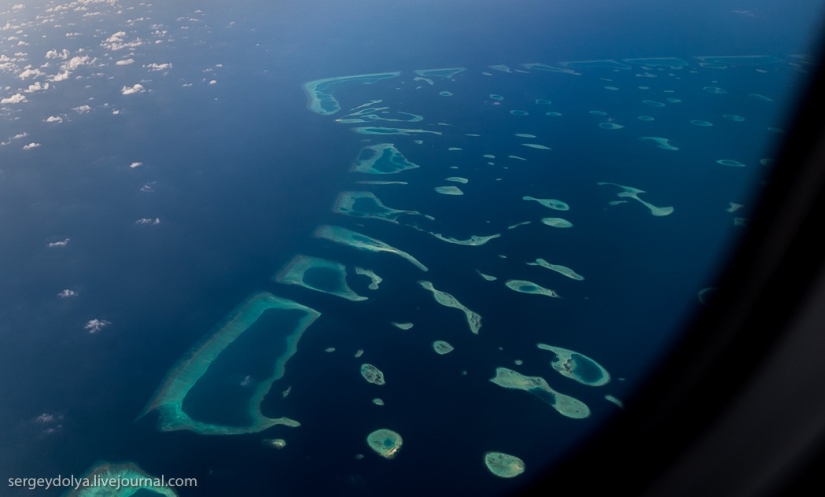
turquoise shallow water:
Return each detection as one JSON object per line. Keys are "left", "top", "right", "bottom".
{"left": 0, "top": 0, "right": 822, "bottom": 495}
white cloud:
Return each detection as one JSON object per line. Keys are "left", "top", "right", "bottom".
{"left": 139, "top": 182, "right": 156, "bottom": 192}
{"left": 34, "top": 413, "right": 63, "bottom": 424}
{"left": 129, "top": 161, "right": 142, "bottom": 168}
{"left": 48, "top": 238, "right": 69, "bottom": 247}
{"left": 24, "top": 81, "right": 49, "bottom": 92}
{"left": 18, "top": 67, "right": 43, "bottom": 79}
{"left": 72, "top": 104, "right": 91, "bottom": 113}
{"left": 12, "top": 4, "right": 25, "bottom": 10}
{"left": 57, "top": 289, "right": 78, "bottom": 298}
{"left": 46, "top": 115, "right": 62, "bottom": 123}
{"left": 115, "top": 58, "right": 134, "bottom": 66}
{"left": 51, "top": 70, "right": 70, "bottom": 81}
{"left": 84, "top": 319, "right": 111, "bottom": 334}
{"left": 23, "top": 142, "right": 40, "bottom": 150}
{"left": 12, "top": 132, "right": 27, "bottom": 140}
{"left": 45, "top": 49, "right": 70, "bottom": 60}
{"left": 208, "top": 79, "right": 217, "bottom": 85}
{"left": 101, "top": 31, "right": 144, "bottom": 51}
{"left": 0, "top": 93, "right": 26, "bottom": 104}
{"left": 64, "top": 55, "right": 93, "bottom": 71}
{"left": 135, "top": 217, "right": 160, "bottom": 225}
{"left": 145, "top": 62, "right": 172, "bottom": 72}
{"left": 104, "top": 31, "right": 126, "bottom": 43}
{"left": 34, "top": 412, "right": 65, "bottom": 435}
{"left": 120, "top": 83, "right": 145, "bottom": 95}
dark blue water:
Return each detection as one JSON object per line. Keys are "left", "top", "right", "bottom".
{"left": 0, "top": 0, "right": 823, "bottom": 495}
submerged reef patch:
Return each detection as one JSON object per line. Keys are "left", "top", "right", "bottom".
{"left": 599, "top": 182, "right": 674, "bottom": 216}
{"left": 314, "top": 225, "right": 428, "bottom": 271}
{"left": 360, "top": 363, "right": 386, "bottom": 385}
{"left": 428, "top": 232, "right": 500, "bottom": 246}
{"left": 639, "top": 136, "right": 678, "bottom": 150}
{"left": 484, "top": 452, "right": 526, "bottom": 478}
{"left": 355, "top": 267, "right": 382, "bottom": 290}
{"left": 351, "top": 144, "right": 420, "bottom": 175}
{"left": 414, "top": 67, "right": 466, "bottom": 79}
{"left": 435, "top": 185, "right": 464, "bottom": 195}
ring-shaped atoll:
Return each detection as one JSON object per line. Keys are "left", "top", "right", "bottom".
{"left": 526, "top": 258, "right": 584, "bottom": 280}
{"left": 367, "top": 428, "right": 403, "bottom": 459}
{"left": 138, "top": 293, "right": 319, "bottom": 435}
{"left": 274, "top": 255, "right": 367, "bottom": 301}
{"left": 332, "top": 191, "right": 425, "bottom": 224}
{"left": 505, "top": 280, "right": 560, "bottom": 298}
{"left": 537, "top": 343, "right": 611, "bottom": 386}
{"left": 303, "top": 72, "right": 401, "bottom": 116}
{"left": 523, "top": 195, "right": 569, "bottom": 211}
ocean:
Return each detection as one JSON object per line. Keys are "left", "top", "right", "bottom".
{"left": 0, "top": 0, "right": 822, "bottom": 495}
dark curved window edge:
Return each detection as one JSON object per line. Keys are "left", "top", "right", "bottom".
{"left": 514, "top": 44, "right": 825, "bottom": 497}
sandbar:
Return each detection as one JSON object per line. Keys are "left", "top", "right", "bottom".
{"left": 418, "top": 280, "right": 481, "bottom": 334}
{"left": 526, "top": 258, "right": 584, "bottom": 280}
{"left": 541, "top": 217, "right": 573, "bottom": 228}
{"left": 433, "top": 340, "right": 454, "bottom": 355}
{"left": 489, "top": 367, "right": 590, "bottom": 419}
